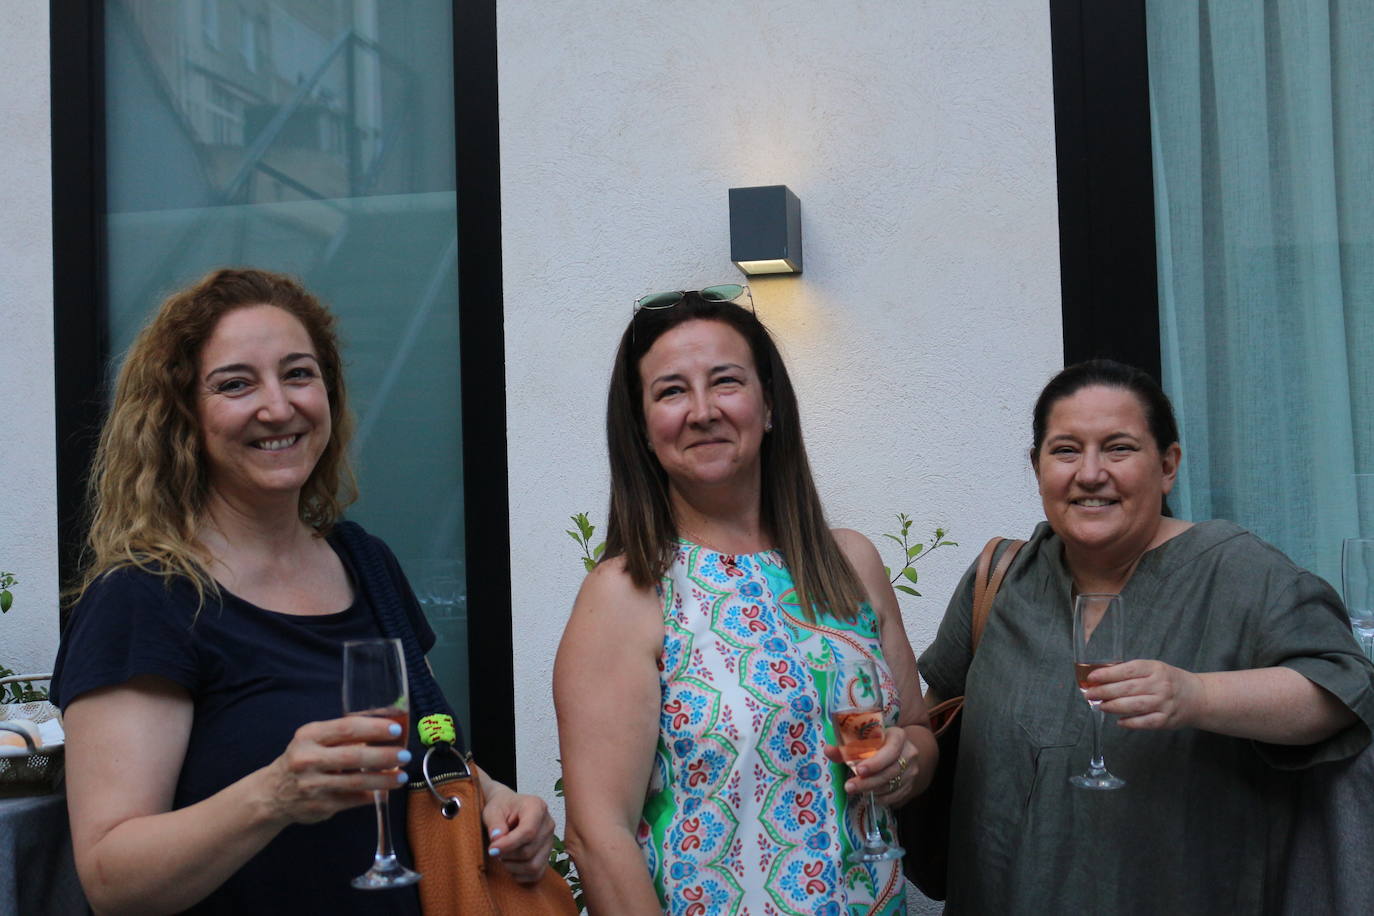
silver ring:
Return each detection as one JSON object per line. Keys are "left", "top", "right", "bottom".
{"left": 887, "top": 774, "right": 902, "bottom": 793}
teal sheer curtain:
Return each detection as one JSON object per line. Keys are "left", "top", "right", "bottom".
{"left": 1146, "top": 1, "right": 1374, "bottom": 587}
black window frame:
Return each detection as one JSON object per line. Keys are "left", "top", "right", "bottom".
{"left": 1050, "top": 0, "right": 1162, "bottom": 380}
{"left": 50, "top": 0, "right": 517, "bottom": 785}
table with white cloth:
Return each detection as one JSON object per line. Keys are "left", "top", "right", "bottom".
{"left": 0, "top": 790, "right": 87, "bottom": 916}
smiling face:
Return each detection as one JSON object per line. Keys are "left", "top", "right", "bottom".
{"left": 1033, "top": 384, "right": 1181, "bottom": 563}
{"left": 197, "top": 304, "right": 331, "bottom": 508}
{"left": 638, "top": 319, "right": 771, "bottom": 496}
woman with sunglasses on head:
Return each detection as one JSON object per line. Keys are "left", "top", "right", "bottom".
{"left": 554, "top": 286, "right": 937, "bottom": 914}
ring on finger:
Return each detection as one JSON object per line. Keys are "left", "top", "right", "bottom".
{"left": 896, "top": 755, "right": 908, "bottom": 773}
{"left": 887, "top": 774, "right": 902, "bottom": 793}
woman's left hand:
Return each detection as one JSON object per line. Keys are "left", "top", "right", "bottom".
{"left": 1088, "top": 659, "right": 1205, "bottom": 730}
{"left": 480, "top": 784, "right": 556, "bottom": 884}
{"left": 823, "top": 726, "right": 921, "bottom": 807}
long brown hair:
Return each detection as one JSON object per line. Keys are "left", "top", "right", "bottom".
{"left": 603, "top": 292, "right": 866, "bottom": 621}
{"left": 73, "top": 268, "right": 356, "bottom": 604}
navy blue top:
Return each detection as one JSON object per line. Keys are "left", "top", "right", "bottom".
{"left": 52, "top": 526, "right": 434, "bottom": 915}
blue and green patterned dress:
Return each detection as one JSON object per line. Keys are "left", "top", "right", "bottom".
{"left": 637, "top": 540, "right": 905, "bottom": 915}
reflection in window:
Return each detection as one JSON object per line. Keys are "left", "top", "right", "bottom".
{"left": 105, "top": 0, "right": 469, "bottom": 727}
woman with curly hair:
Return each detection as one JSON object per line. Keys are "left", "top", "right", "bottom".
{"left": 52, "top": 268, "right": 552, "bottom": 915}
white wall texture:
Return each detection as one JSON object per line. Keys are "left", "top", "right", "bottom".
{"left": 498, "top": 0, "right": 1062, "bottom": 908}
{"left": 2, "top": 0, "right": 1063, "bottom": 906}
{"left": 0, "top": 3, "right": 58, "bottom": 677}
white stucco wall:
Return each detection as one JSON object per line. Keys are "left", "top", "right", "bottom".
{"left": 2, "top": 0, "right": 1062, "bottom": 905}
{"left": 0, "top": 3, "right": 59, "bottom": 677}
{"left": 498, "top": 1, "right": 1062, "bottom": 907}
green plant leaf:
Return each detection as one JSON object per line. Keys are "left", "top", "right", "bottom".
{"left": 582, "top": 558, "right": 596, "bottom": 573}
{"left": 907, "top": 543, "right": 924, "bottom": 558}
{"left": 0, "top": 590, "right": 10, "bottom": 612}
{"left": 903, "top": 568, "right": 919, "bottom": 584}
{"left": 593, "top": 543, "right": 606, "bottom": 559}
{"left": 896, "top": 585, "right": 920, "bottom": 596}
{"left": 883, "top": 533, "right": 904, "bottom": 545}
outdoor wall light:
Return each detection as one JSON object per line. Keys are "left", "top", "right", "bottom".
{"left": 729, "top": 184, "right": 802, "bottom": 275}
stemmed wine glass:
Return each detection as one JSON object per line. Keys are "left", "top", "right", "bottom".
{"left": 825, "top": 657, "right": 905, "bottom": 862}
{"left": 1342, "top": 539, "right": 1374, "bottom": 661}
{"left": 1069, "top": 593, "right": 1126, "bottom": 790}
{"left": 342, "top": 638, "right": 421, "bottom": 889}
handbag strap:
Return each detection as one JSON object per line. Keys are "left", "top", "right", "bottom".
{"left": 970, "top": 536, "right": 1026, "bottom": 653}
{"left": 333, "top": 521, "right": 468, "bottom": 755}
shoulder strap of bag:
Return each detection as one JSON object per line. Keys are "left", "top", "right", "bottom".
{"left": 970, "top": 536, "right": 1027, "bottom": 653}
{"left": 333, "top": 521, "right": 468, "bottom": 755}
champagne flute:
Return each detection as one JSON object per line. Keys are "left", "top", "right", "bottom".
{"left": 1069, "top": 593, "right": 1126, "bottom": 790}
{"left": 1342, "top": 539, "right": 1374, "bottom": 661}
{"left": 342, "top": 638, "right": 421, "bottom": 889}
{"left": 825, "top": 657, "right": 905, "bottom": 862}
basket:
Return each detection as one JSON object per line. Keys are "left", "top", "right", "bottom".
{"left": 0, "top": 674, "right": 62, "bottom": 789}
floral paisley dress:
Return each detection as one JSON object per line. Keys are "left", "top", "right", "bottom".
{"left": 637, "top": 540, "right": 905, "bottom": 915}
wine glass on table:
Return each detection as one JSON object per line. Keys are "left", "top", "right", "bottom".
{"left": 1069, "top": 593, "right": 1126, "bottom": 790}
{"left": 825, "top": 657, "right": 905, "bottom": 862}
{"left": 342, "top": 638, "right": 422, "bottom": 889}
{"left": 1342, "top": 539, "right": 1374, "bottom": 661}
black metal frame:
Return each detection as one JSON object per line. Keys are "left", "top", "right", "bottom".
{"left": 1049, "top": 0, "right": 1162, "bottom": 379}
{"left": 451, "top": 0, "right": 517, "bottom": 786}
{"left": 51, "top": 2, "right": 108, "bottom": 613}
{"left": 49, "top": 0, "right": 518, "bottom": 784}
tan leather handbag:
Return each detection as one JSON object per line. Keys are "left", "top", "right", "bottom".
{"left": 332, "top": 521, "right": 578, "bottom": 915}
{"left": 408, "top": 743, "right": 577, "bottom": 916}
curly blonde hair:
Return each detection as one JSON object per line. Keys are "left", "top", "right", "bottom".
{"left": 73, "top": 268, "right": 357, "bottom": 604}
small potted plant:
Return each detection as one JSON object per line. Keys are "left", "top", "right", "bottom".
{"left": 0, "top": 572, "right": 63, "bottom": 790}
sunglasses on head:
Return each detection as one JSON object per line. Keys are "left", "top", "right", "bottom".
{"left": 633, "top": 284, "right": 753, "bottom": 314}
{"left": 630, "top": 285, "right": 754, "bottom": 343}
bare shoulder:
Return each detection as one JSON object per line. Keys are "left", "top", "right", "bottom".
{"left": 559, "top": 555, "right": 663, "bottom": 657}
{"left": 831, "top": 528, "right": 885, "bottom": 580}
{"left": 832, "top": 528, "right": 899, "bottom": 610}
{"left": 573, "top": 555, "right": 659, "bottom": 612}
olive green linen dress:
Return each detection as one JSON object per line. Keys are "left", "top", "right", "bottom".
{"left": 918, "top": 520, "right": 1374, "bottom": 915}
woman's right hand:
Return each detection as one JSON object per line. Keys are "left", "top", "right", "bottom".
{"left": 261, "top": 716, "right": 412, "bottom": 825}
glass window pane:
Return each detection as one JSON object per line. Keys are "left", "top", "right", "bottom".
{"left": 103, "top": 0, "right": 468, "bottom": 728}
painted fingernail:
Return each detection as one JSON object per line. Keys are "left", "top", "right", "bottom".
{"left": 490, "top": 828, "right": 504, "bottom": 839}
{"left": 388, "top": 723, "right": 402, "bottom": 737}
{"left": 396, "top": 771, "right": 409, "bottom": 785}
{"left": 488, "top": 846, "right": 502, "bottom": 857}
{"left": 397, "top": 749, "right": 412, "bottom": 765}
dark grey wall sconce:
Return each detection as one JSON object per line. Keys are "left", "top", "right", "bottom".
{"left": 729, "top": 185, "right": 802, "bottom": 275}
